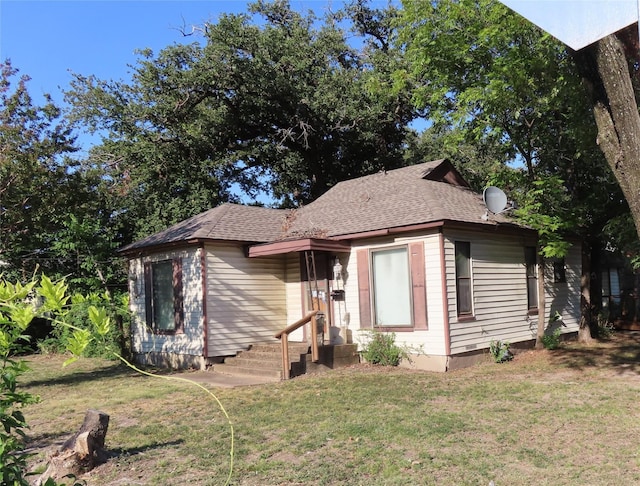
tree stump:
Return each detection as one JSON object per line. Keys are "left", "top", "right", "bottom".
{"left": 36, "top": 409, "right": 110, "bottom": 485}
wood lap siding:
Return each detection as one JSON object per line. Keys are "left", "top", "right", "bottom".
{"left": 205, "top": 243, "right": 286, "bottom": 357}
{"left": 445, "top": 232, "right": 536, "bottom": 354}
{"left": 543, "top": 244, "right": 581, "bottom": 331}
{"left": 284, "top": 253, "right": 304, "bottom": 341}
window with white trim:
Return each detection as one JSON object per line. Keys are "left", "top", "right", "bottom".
{"left": 144, "top": 259, "right": 184, "bottom": 334}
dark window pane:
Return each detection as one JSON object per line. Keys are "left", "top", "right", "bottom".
{"left": 455, "top": 242, "right": 471, "bottom": 278}
{"left": 457, "top": 278, "right": 472, "bottom": 314}
{"left": 525, "top": 247, "right": 538, "bottom": 310}
{"left": 455, "top": 242, "right": 472, "bottom": 315}
{"left": 553, "top": 259, "right": 566, "bottom": 283}
{"left": 152, "top": 261, "right": 175, "bottom": 331}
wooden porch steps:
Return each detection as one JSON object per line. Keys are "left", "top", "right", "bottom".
{"left": 214, "top": 342, "right": 311, "bottom": 380}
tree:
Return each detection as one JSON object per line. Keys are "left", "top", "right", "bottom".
{"left": 399, "top": 0, "right": 625, "bottom": 344}
{"left": 0, "top": 61, "right": 74, "bottom": 277}
{"left": 0, "top": 61, "right": 126, "bottom": 291}
{"left": 64, "top": 0, "right": 418, "bottom": 240}
{"left": 571, "top": 27, "right": 640, "bottom": 238}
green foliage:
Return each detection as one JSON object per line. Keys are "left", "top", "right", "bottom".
{"left": 361, "top": 331, "right": 407, "bottom": 366}
{"left": 593, "top": 313, "right": 615, "bottom": 340}
{"left": 542, "top": 312, "right": 564, "bottom": 350}
{"left": 510, "top": 176, "right": 574, "bottom": 259}
{"left": 0, "top": 273, "right": 117, "bottom": 484}
{"left": 541, "top": 328, "right": 562, "bottom": 350}
{"left": 0, "top": 61, "right": 126, "bottom": 292}
{"left": 399, "top": 0, "right": 623, "bottom": 259}
{"left": 489, "top": 340, "right": 513, "bottom": 363}
{"left": 65, "top": 0, "right": 418, "bottom": 240}
{"left": 0, "top": 273, "right": 130, "bottom": 485}
{"left": 38, "top": 291, "right": 131, "bottom": 360}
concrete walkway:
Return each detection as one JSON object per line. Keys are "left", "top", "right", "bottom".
{"left": 167, "top": 369, "right": 281, "bottom": 388}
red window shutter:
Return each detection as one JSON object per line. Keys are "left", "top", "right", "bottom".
{"left": 409, "top": 241, "right": 428, "bottom": 329}
{"left": 356, "top": 249, "right": 371, "bottom": 328}
{"left": 144, "top": 262, "right": 153, "bottom": 329}
{"left": 173, "top": 258, "right": 185, "bottom": 333}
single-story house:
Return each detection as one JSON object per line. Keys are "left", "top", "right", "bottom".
{"left": 119, "top": 159, "right": 581, "bottom": 372}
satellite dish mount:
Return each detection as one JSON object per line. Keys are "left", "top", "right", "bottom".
{"left": 482, "top": 186, "right": 513, "bottom": 220}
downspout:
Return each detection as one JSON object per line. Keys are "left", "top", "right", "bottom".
{"left": 200, "top": 244, "right": 209, "bottom": 364}
{"left": 439, "top": 229, "right": 452, "bottom": 369}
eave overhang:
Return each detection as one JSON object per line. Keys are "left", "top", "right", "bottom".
{"left": 248, "top": 238, "right": 352, "bottom": 258}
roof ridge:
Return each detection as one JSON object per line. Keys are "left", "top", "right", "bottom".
{"left": 201, "top": 202, "right": 232, "bottom": 239}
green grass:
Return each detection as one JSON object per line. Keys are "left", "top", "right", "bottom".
{"left": 21, "top": 333, "right": 640, "bottom": 485}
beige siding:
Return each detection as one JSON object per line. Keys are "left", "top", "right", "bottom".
{"left": 444, "top": 230, "right": 581, "bottom": 355}
{"left": 346, "top": 231, "right": 447, "bottom": 356}
{"left": 543, "top": 242, "right": 582, "bottom": 333}
{"left": 129, "top": 247, "right": 204, "bottom": 357}
{"left": 205, "top": 243, "right": 287, "bottom": 357}
{"left": 284, "top": 253, "right": 305, "bottom": 341}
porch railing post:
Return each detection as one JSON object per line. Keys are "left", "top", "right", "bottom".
{"left": 311, "top": 314, "right": 319, "bottom": 362}
{"left": 275, "top": 311, "right": 318, "bottom": 380}
{"left": 281, "top": 333, "right": 290, "bottom": 380}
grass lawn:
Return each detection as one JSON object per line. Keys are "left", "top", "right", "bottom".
{"left": 22, "top": 332, "right": 640, "bottom": 485}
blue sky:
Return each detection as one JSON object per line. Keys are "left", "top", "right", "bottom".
{"left": 1, "top": 0, "right": 400, "bottom": 204}
{"left": 1, "top": 0, "right": 357, "bottom": 107}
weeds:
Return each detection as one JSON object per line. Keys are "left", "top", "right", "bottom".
{"left": 360, "top": 331, "right": 407, "bottom": 366}
{"left": 489, "top": 340, "right": 513, "bottom": 363}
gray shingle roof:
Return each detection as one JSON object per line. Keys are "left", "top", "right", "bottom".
{"left": 119, "top": 203, "right": 287, "bottom": 253}
{"left": 280, "top": 159, "right": 513, "bottom": 239}
{"left": 120, "top": 159, "right": 518, "bottom": 253}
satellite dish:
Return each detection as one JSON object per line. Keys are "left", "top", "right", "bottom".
{"left": 483, "top": 186, "right": 508, "bottom": 215}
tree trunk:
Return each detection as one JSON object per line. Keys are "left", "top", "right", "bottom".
{"left": 36, "top": 409, "right": 110, "bottom": 485}
{"left": 579, "top": 240, "right": 595, "bottom": 343}
{"left": 535, "top": 248, "right": 546, "bottom": 349}
{"left": 590, "top": 237, "right": 604, "bottom": 321}
{"left": 573, "top": 33, "right": 640, "bottom": 240}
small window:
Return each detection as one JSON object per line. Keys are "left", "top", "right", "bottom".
{"left": 371, "top": 247, "right": 412, "bottom": 327}
{"left": 553, "top": 258, "right": 566, "bottom": 283}
{"left": 144, "top": 259, "right": 184, "bottom": 334}
{"left": 525, "top": 247, "right": 538, "bottom": 311}
{"left": 455, "top": 241, "right": 473, "bottom": 316}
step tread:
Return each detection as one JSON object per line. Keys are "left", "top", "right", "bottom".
{"left": 249, "top": 343, "right": 310, "bottom": 354}
{"left": 223, "top": 357, "right": 283, "bottom": 369}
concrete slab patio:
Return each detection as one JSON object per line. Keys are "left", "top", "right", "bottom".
{"left": 166, "top": 369, "right": 281, "bottom": 388}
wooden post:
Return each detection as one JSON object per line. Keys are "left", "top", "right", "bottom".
{"left": 281, "top": 334, "right": 290, "bottom": 380}
{"left": 274, "top": 311, "right": 318, "bottom": 380}
{"left": 311, "top": 314, "right": 319, "bottom": 362}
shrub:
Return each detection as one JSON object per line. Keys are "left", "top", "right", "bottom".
{"left": 594, "top": 313, "right": 615, "bottom": 339}
{"left": 361, "top": 332, "right": 407, "bottom": 366}
{"left": 38, "top": 291, "right": 131, "bottom": 359}
{"left": 541, "top": 327, "right": 562, "bottom": 350}
{"left": 0, "top": 275, "right": 111, "bottom": 485}
{"left": 489, "top": 340, "right": 513, "bottom": 363}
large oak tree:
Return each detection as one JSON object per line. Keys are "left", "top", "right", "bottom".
{"left": 65, "top": 0, "right": 418, "bottom": 240}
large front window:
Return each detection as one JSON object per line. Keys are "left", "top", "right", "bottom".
{"left": 371, "top": 247, "right": 412, "bottom": 327}
{"left": 145, "top": 259, "right": 184, "bottom": 334}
